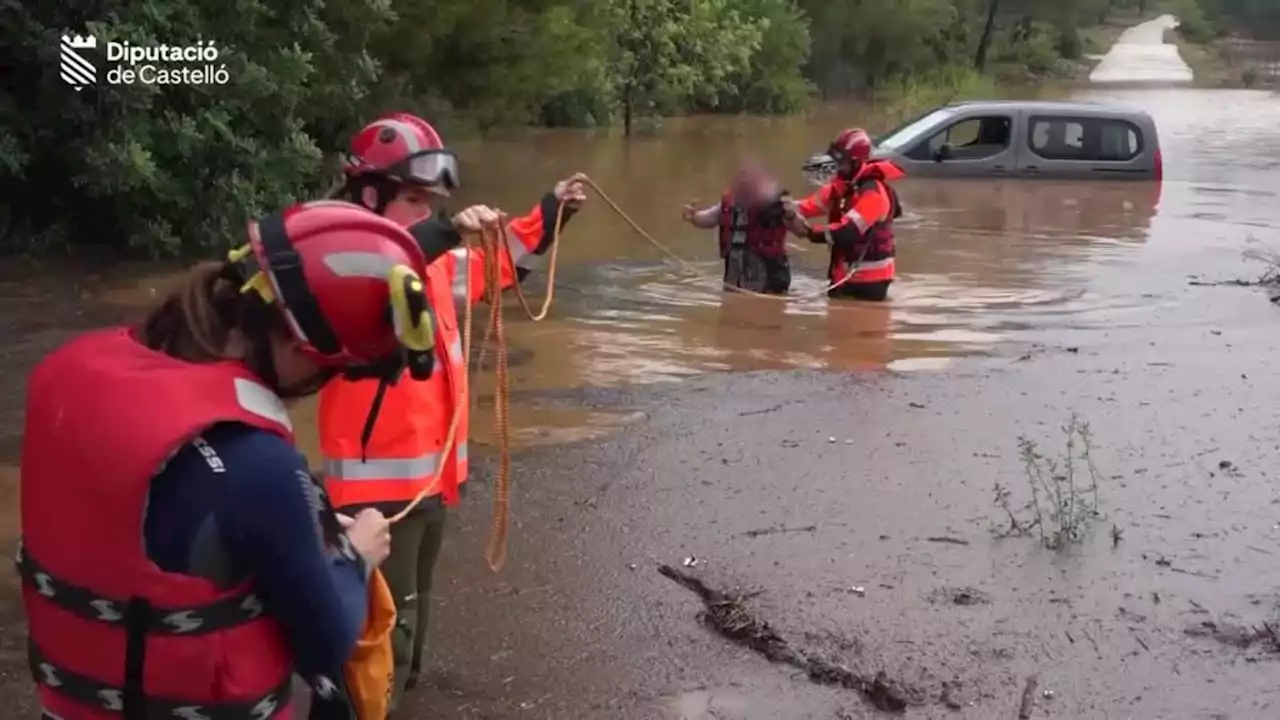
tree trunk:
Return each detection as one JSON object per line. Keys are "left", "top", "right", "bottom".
{"left": 624, "top": 0, "right": 638, "bottom": 137}
{"left": 974, "top": 0, "right": 1000, "bottom": 71}
{"left": 623, "top": 86, "right": 633, "bottom": 137}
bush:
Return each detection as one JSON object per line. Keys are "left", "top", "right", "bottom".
{"left": 1054, "top": 27, "right": 1085, "bottom": 60}
{"left": 2, "top": 3, "right": 390, "bottom": 258}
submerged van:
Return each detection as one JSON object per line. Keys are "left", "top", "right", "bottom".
{"left": 802, "top": 100, "right": 1163, "bottom": 184}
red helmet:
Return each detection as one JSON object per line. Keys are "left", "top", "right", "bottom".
{"left": 232, "top": 200, "right": 433, "bottom": 373}
{"left": 829, "top": 127, "right": 874, "bottom": 163}
{"left": 343, "top": 113, "right": 460, "bottom": 190}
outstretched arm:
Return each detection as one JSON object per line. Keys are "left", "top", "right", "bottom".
{"left": 804, "top": 179, "right": 892, "bottom": 249}
{"left": 684, "top": 203, "right": 721, "bottom": 229}
{"left": 409, "top": 175, "right": 587, "bottom": 305}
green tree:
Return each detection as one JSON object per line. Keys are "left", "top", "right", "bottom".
{"left": 713, "top": 0, "right": 813, "bottom": 113}
{"left": 605, "top": 0, "right": 765, "bottom": 135}
{"left": 1, "top": 0, "right": 391, "bottom": 257}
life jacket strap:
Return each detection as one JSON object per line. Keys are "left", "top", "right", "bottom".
{"left": 15, "top": 538, "right": 266, "bottom": 636}
{"left": 29, "top": 642, "right": 293, "bottom": 720}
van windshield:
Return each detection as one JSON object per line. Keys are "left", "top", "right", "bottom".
{"left": 876, "top": 107, "right": 958, "bottom": 151}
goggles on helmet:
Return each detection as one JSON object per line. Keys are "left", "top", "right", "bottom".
{"left": 344, "top": 149, "right": 461, "bottom": 191}
{"left": 392, "top": 150, "right": 460, "bottom": 190}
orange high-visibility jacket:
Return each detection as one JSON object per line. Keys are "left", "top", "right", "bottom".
{"left": 319, "top": 201, "right": 555, "bottom": 512}
{"left": 795, "top": 160, "right": 905, "bottom": 285}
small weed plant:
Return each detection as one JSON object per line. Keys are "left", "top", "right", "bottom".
{"left": 993, "top": 414, "right": 1103, "bottom": 550}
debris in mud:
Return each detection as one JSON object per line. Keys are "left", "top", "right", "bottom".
{"left": 1187, "top": 277, "right": 1265, "bottom": 288}
{"left": 738, "top": 400, "right": 798, "bottom": 417}
{"left": 1217, "top": 459, "right": 1243, "bottom": 477}
{"left": 656, "top": 564, "right": 920, "bottom": 713}
{"left": 925, "top": 535, "right": 969, "bottom": 546}
{"left": 939, "top": 680, "right": 973, "bottom": 710}
{"left": 1017, "top": 674, "right": 1039, "bottom": 719}
{"left": 741, "top": 524, "right": 817, "bottom": 538}
{"left": 683, "top": 556, "right": 699, "bottom": 568}
{"left": 1184, "top": 620, "right": 1280, "bottom": 652}
{"left": 926, "top": 586, "right": 991, "bottom": 607}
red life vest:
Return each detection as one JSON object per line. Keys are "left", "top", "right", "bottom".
{"left": 718, "top": 191, "right": 788, "bottom": 259}
{"left": 826, "top": 161, "right": 903, "bottom": 283}
{"left": 20, "top": 327, "right": 296, "bottom": 719}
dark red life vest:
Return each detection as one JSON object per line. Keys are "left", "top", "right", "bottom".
{"left": 718, "top": 191, "right": 788, "bottom": 259}
{"left": 826, "top": 161, "right": 903, "bottom": 284}
{"left": 20, "top": 327, "right": 296, "bottom": 719}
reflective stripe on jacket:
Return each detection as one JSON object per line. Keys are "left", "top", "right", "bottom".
{"left": 796, "top": 160, "right": 905, "bottom": 285}
{"left": 319, "top": 204, "right": 549, "bottom": 512}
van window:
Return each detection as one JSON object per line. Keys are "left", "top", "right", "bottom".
{"left": 1028, "top": 116, "right": 1142, "bottom": 161}
{"left": 877, "top": 107, "right": 958, "bottom": 151}
{"left": 904, "top": 115, "right": 1012, "bottom": 161}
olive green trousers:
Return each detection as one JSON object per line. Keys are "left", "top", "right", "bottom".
{"left": 380, "top": 505, "right": 448, "bottom": 714}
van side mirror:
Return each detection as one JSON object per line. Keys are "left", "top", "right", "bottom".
{"left": 933, "top": 144, "right": 952, "bottom": 162}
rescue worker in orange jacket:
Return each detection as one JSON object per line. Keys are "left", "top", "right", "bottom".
{"left": 682, "top": 158, "right": 795, "bottom": 294}
{"left": 19, "top": 201, "right": 454, "bottom": 720}
{"left": 319, "top": 112, "right": 586, "bottom": 710}
{"left": 786, "top": 127, "right": 906, "bottom": 302}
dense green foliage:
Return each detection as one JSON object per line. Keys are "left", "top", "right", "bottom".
{"left": 3, "top": 0, "right": 1139, "bottom": 257}
{"left": 1172, "top": 0, "right": 1280, "bottom": 42}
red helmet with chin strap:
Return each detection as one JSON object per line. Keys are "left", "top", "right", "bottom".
{"left": 343, "top": 113, "right": 460, "bottom": 191}
{"left": 230, "top": 200, "right": 436, "bottom": 380}
{"left": 829, "top": 127, "right": 874, "bottom": 164}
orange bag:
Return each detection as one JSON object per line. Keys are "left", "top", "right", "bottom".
{"left": 343, "top": 568, "right": 396, "bottom": 719}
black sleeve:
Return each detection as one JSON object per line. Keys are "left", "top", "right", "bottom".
{"left": 533, "top": 192, "right": 579, "bottom": 255}
{"left": 406, "top": 213, "right": 463, "bottom": 264}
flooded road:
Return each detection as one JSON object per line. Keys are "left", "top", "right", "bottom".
{"left": 1089, "top": 14, "right": 1193, "bottom": 85}
{"left": 5, "top": 12, "right": 1280, "bottom": 719}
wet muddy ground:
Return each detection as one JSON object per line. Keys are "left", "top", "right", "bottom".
{"left": 4, "top": 14, "right": 1280, "bottom": 720}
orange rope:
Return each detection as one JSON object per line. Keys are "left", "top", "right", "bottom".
{"left": 387, "top": 175, "right": 860, "bottom": 573}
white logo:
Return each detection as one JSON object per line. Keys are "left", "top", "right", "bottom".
{"left": 89, "top": 599, "right": 123, "bottom": 622}
{"left": 33, "top": 571, "right": 56, "bottom": 598}
{"left": 59, "top": 32, "right": 229, "bottom": 89}
{"left": 172, "top": 707, "right": 212, "bottom": 720}
{"left": 162, "top": 610, "right": 203, "bottom": 633}
{"left": 98, "top": 689, "right": 123, "bottom": 711}
{"left": 240, "top": 594, "right": 263, "bottom": 619}
{"left": 249, "top": 696, "right": 278, "bottom": 720}
{"left": 38, "top": 662, "right": 62, "bottom": 687}
{"left": 60, "top": 35, "right": 97, "bottom": 92}
{"left": 311, "top": 675, "right": 337, "bottom": 699}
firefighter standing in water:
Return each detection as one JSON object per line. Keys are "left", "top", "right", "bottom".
{"left": 786, "top": 127, "right": 905, "bottom": 301}
{"left": 681, "top": 158, "right": 794, "bottom": 294}
{"left": 17, "top": 200, "right": 483, "bottom": 719}
{"left": 319, "top": 112, "right": 586, "bottom": 710}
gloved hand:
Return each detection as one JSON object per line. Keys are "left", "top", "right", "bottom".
{"left": 452, "top": 204, "right": 507, "bottom": 232}
{"left": 554, "top": 173, "right": 588, "bottom": 209}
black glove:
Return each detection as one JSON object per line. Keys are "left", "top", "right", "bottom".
{"left": 406, "top": 213, "right": 463, "bottom": 264}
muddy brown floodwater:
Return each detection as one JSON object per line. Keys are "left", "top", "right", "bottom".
{"left": 4, "top": 15, "right": 1280, "bottom": 719}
